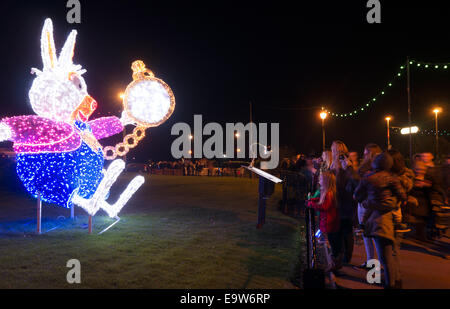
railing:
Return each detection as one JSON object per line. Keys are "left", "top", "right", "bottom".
{"left": 305, "top": 205, "right": 318, "bottom": 269}
{"left": 147, "top": 167, "right": 258, "bottom": 178}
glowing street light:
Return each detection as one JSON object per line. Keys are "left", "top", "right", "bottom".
{"left": 319, "top": 110, "right": 328, "bottom": 151}
{"left": 433, "top": 107, "right": 442, "bottom": 159}
{"left": 235, "top": 132, "right": 240, "bottom": 138}
{"left": 189, "top": 135, "right": 193, "bottom": 140}
{"left": 433, "top": 107, "right": 442, "bottom": 114}
{"left": 400, "top": 126, "right": 419, "bottom": 135}
{"left": 119, "top": 92, "right": 125, "bottom": 100}
{"left": 385, "top": 116, "right": 392, "bottom": 150}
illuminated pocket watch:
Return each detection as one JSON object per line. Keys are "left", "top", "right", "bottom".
{"left": 103, "top": 60, "right": 175, "bottom": 160}
{"left": 124, "top": 60, "right": 175, "bottom": 128}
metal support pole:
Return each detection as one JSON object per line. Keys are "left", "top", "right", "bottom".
{"left": 70, "top": 204, "right": 74, "bottom": 220}
{"left": 387, "top": 119, "right": 391, "bottom": 150}
{"left": 257, "top": 176, "right": 266, "bottom": 229}
{"left": 322, "top": 118, "right": 326, "bottom": 151}
{"left": 282, "top": 174, "right": 288, "bottom": 213}
{"left": 435, "top": 112, "right": 439, "bottom": 160}
{"left": 37, "top": 192, "right": 42, "bottom": 235}
{"left": 407, "top": 57, "right": 413, "bottom": 162}
{"left": 310, "top": 208, "right": 317, "bottom": 268}
{"left": 88, "top": 215, "right": 93, "bottom": 234}
{"left": 249, "top": 101, "right": 253, "bottom": 159}
{"left": 305, "top": 205, "right": 311, "bottom": 268}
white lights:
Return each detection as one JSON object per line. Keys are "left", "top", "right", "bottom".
{"left": 72, "top": 159, "right": 145, "bottom": 217}
{"left": 99, "top": 175, "right": 145, "bottom": 218}
{"left": 401, "top": 126, "right": 419, "bottom": 135}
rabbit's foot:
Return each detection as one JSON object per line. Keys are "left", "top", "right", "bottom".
{"left": 99, "top": 175, "right": 145, "bottom": 218}
{"left": 73, "top": 159, "right": 125, "bottom": 216}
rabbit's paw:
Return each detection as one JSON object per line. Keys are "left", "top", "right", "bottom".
{"left": 0, "top": 123, "right": 12, "bottom": 142}
{"left": 120, "top": 111, "right": 136, "bottom": 126}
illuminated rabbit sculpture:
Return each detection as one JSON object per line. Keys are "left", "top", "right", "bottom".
{"left": 0, "top": 19, "right": 168, "bottom": 219}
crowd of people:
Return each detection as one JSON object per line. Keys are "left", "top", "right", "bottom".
{"left": 150, "top": 159, "right": 208, "bottom": 176}
{"left": 281, "top": 142, "right": 449, "bottom": 289}
{"left": 148, "top": 158, "right": 249, "bottom": 177}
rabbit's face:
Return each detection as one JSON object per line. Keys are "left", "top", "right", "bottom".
{"left": 29, "top": 19, "right": 97, "bottom": 123}
{"left": 29, "top": 71, "right": 94, "bottom": 122}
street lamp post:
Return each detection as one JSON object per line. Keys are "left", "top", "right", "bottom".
{"left": 189, "top": 135, "right": 193, "bottom": 158}
{"left": 433, "top": 108, "right": 442, "bottom": 160}
{"left": 385, "top": 116, "right": 392, "bottom": 150}
{"left": 319, "top": 111, "right": 328, "bottom": 151}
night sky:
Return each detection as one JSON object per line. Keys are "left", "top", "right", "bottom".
{"left": 1, "top": 1, "right": 449, "bottom": 162}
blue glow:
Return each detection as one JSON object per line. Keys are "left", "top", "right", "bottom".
{"left": 16, "top": 142, "right": 104, "bottom": 208}
{"left": 315, "top": 229, "right": 322, "bottom": 238}
{"left": 74, "top": 120, "right": 92, "bottom": 133}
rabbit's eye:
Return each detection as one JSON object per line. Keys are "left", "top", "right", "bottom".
{"left": 72, "top": 77, "right": 81, "bottom": 88}
{"left": 70, "top": 74, "right": 84, "bottom": 91}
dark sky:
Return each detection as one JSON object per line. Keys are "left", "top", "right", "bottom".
{"left": 1, "top": 1, "right": 449, "bottom": 161}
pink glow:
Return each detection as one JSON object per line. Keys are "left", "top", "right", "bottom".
{"left": 2, "top": 116, "right": 82, "bottom": 154}
{"left": 88, "top": 116, "right": 123, "bottom": 140}
{"left": 1, "top": 115, "right": 123, "bottom": 155}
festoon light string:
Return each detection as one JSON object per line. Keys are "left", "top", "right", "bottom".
{"left": 322, "top": 59, "right": 450, "bottom": 118}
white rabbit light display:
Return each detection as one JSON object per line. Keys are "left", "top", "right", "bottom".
{"left": 0, "top": 18, "right": 168, "bottom": 220}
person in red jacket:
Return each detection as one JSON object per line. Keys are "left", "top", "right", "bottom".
{"left": 308, "top": 171, "right": 341, "bottom": 270}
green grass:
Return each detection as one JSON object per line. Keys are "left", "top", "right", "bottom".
{"left": 0, "top": 174, "right": 304, "bottom": 289}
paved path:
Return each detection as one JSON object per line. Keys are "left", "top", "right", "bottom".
{"left": 332, "top": 235, "right": 450, "bottom": 289}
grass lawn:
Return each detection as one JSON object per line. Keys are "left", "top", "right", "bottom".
{"left": 0, "top": 174, "right": 305, "bottom": 289}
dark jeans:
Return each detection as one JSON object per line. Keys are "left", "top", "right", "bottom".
{"left": 339, "top": 218, "right": 354, "bottom": 263}
{"left": 393, "top": 232, "right": 402, "bottom": 283}
{"left": 327, "top": 231, "right": 341, "bottom": 258}
{"left": 373, "top": 236, "right": 397, "bottom": 288}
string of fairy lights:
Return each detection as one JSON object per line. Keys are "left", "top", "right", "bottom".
{"left": 323, "top": 59, "right": 450, "bottom": 118}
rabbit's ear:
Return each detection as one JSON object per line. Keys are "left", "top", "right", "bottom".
{"left": 41, "top": 18, "right": 57, "bottom": 71}
{"left": 59, "top": 30, "right": 77, "bottom": 66}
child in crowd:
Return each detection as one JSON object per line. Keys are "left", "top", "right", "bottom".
{"left": 307, "top": 171, "right": 341, "bottom": 270}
